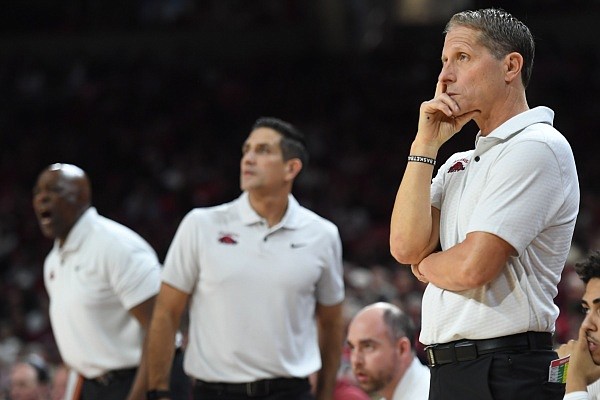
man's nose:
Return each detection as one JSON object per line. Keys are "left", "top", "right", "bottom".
{"left": 582, "top": 313, "right": 598, "bottom": 331}
{"left": 34, "top": 191, "right": 49, "bottom": 203}
{"left": 242, "top": 151, "right": 257, "bottom": 164}
{"left": 438, "top": 63, "right": 454, "bottom": 84}
{"left": 350, "top": 351, "right": 363, "bottom": 366}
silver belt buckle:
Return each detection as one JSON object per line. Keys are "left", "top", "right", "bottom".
{"left": 425, "top": 345, "right": 437, "bottom": 367}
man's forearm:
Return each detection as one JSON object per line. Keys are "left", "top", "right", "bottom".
{"left": 315, "top": 304, "right": 344, "bottom": 400}
{"left": 390, "top": 166, "right": 435, "bottom": 263}
{"left": 147, "top": 308, "right": 178, "bottom": 390}
{"left": 126, "top": 336, "right": 151, "bottom": 400}
{"left": 315, "top": 345, "right": 341, "bottom": 400}
{"left": 419, "top": 232, "right": 512, "bottom": 291}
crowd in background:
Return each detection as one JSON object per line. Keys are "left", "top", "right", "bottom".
{"left": 0, "top": 0, "right": 599, "bottom": 397}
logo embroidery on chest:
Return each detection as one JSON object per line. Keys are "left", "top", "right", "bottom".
{"left": 447, "top": 158, "right": 470, "bottom": 173}
{"left": 218, "top": 232, "right": 239, "bottom": 245}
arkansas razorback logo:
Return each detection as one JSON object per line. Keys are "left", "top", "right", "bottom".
{"left": 218, "top": 233, "right": 238, "bottom": 244}
{"left": 448, "top": 158, "right": 469, "bottom": 173}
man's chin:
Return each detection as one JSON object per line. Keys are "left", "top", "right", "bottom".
{"left": 39, "top": 226, "right": 56, "bottom": 240}
{"left": 356, "top": 380, "right": 383, "bottom": 395}
{"left": 240, "top": 181, "right": 254, "bottom": 192}
{"left": 357, "top": 384, "right": 376, "bottom": 395}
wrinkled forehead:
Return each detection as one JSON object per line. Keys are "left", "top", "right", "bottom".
{"left": 443, "top": 26, "right": 482, "bottom": 48}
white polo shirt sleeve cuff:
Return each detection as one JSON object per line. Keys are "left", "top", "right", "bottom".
{"left": 564, "top": 391, "right": 590, "bottom": 400}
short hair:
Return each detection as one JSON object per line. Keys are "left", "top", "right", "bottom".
{"left": 445, "top": 8, "right": 535, "bottom": 89}
{"left": 574, "top": 250, "right": 600, "bottom": 284}
{"left": 252, "top": 117, "right": 309, "bottom": 167}
{"left": 382, "top": 305, "right": 416, "bottom": 347}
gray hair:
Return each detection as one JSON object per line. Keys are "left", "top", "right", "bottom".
{"left": 445, "top": 8, "right": 535, "bottom": 88}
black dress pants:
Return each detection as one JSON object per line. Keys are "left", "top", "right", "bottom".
{"left": 80, "top": 348, "right": 191, "bottom": 400}
{"left": 192, "top": 378, "right": 314, "bottom": 400}
{"left": 81, "top": 369, "right": 136, "bottom": 400}
{"left": 428, "top": 350, "right": 565, "bottom": 400}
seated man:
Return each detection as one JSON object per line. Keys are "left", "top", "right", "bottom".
{"left": 9, "top": 357, "right": 51, "bottom": 400}
{"left": 346, "top": 302, "right": 430, "bottom": 400}
{"left": 557, "top": 251, "right": 600, "bottom": 399}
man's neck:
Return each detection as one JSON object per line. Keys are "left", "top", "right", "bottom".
{"left": 476, "top": 92, "right": 529, "bottom": 136}
{"left": 380, "top": 356, "right": 415, "bottom": 400}
{"left": 248, "top": 191, "right": 289, "bottom": 227}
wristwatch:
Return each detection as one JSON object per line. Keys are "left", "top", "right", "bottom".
{"left": 146, "top": 389, "right": 171, "bottom": 400}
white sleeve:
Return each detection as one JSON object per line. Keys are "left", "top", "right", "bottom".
{"left": 564, "top": 391, "right": 590, "bottom": 400}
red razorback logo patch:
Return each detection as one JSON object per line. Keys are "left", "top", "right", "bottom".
{"left": 448, "top": 158, "right": 469, "bottom": 173}
{"left": 218, "top": 233, "right": 238, "bottom": 244}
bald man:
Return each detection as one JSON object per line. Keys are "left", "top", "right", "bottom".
{"left": 32, "top": 163, "right": 189, "bottom": 400}
{"left": 347, "top": 302, "right": 430, "bottom": 400}
{"left": 9, "top": 360, "right": 50, "bottom": 400}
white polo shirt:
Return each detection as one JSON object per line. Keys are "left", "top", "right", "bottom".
{"left": 564, "top": 379, "right": 600, "bottom": 400}
{"left": 392, "top": 358, "right": 430, "bottom": 400}
{"left": 44, "top": 207, "right": 161, "bottom": 378}
{"left": 421, "top": 106, "right": 579, "bottom": 344}
{"left": 162, "top": 192, "right": 344, "bottom": 382}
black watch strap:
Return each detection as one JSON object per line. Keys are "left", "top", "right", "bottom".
{"left": 146, "top": 389, "right": 171, "bottom": 400}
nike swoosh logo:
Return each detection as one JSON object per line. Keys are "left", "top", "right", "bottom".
{"left": 290, "top": 243, "right": 307, "bottom": 248}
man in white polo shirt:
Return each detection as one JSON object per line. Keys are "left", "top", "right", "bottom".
{"left": 389, "top": 7, "right": 579, "bottom": 400}
{"left": 146, "top": 117, "right": 345, "bottom": 400}
{"left": 32, "top": 163, "right": 189, "bottom": 400}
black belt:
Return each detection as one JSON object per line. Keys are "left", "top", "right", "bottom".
{"left": 195, "top": 377, "right": 309, "bottom": 397}
{"left": 88, "top": 367, "right": 137, "bottom": 386}
{"left": 425, "top": 331, "right": 553, "bottom": 368}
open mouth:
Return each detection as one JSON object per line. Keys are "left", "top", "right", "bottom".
{"left": 38, "top": 210, "right": 53, "bottom": 225}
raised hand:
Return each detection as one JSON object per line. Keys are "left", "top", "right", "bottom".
{"left": 560, "top": 323, "right": 600, "bottom": 393}
{"left": 414, "top": 81, "right": 479, "bottom": 153}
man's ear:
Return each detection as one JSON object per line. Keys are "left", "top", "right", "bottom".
{"left": 285, "top": 158, "right": 303, "bottom": 180}
{"left": 397, "top": 337, "right": 412, "bottom": 356}
{"left": 505, "top": 52, "right": 523, "bottom": 84}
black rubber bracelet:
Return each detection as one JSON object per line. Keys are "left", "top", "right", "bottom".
{"left": 407, "top": 155, "right": 436, "bottom": 166}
